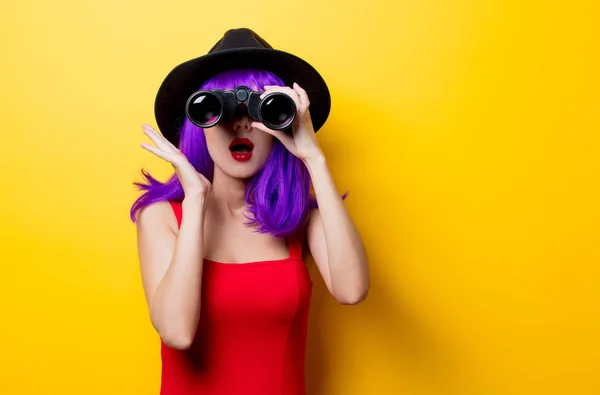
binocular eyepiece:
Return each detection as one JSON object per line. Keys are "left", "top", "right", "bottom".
{"left": 185, "top": 86, "right": 296, "bottom": 131}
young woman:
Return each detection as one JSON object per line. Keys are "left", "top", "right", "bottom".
{"left": 130, "top": 28, "right": 369, "bottom": 395}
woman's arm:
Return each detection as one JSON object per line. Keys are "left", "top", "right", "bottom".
{"left": 137, "top": 124, "right": 212, "bottom": 350}
{"left": 251, "top": 84, "right": 370, "bottom": 305}
{"left": 136, "top": 196, "right": 206, "bottom": 350}
{"left": 304, "top": 155, "right": 370, "bottom": 304}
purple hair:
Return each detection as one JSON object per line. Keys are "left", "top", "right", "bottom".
{"left": 130, "top": 69, "right": 317, "bottom": 238}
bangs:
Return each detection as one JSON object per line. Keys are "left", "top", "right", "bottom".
{"left": 200, "top": 69, "right": 285, "bottom": 91}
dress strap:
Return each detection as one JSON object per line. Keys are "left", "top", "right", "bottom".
{"left": 287, "top": 233, "right": 304, "bottom": 260}
{"left": 169, "top": 200, "right": 183, "bottom": 228}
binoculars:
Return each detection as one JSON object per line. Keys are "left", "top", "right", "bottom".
{"left": 185, "top": 86, "right": 296, "bottom": 130}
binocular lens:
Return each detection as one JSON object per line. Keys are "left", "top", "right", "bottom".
{"left": 186, "top": 89, "right": 296, "bottom": 130}
{"left": 187, "top": 92, "right": 222, "bottom": 127}
{"left": 260, "top": 94, "right": 295, "bottom": 129}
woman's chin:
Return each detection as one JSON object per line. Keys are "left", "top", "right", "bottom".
{"left": 212, "top": 152, "right": 270, "bottom": 180}
{"left": 219, "top": 162, "right": 262, "bottom": 180}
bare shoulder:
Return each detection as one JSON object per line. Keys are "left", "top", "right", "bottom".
{"left": 135, "top": 200, "right": 179, "bottom": 235}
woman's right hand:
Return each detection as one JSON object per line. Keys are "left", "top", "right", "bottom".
{"left": 141, "top": 124, "right": 212, "bottom": 201}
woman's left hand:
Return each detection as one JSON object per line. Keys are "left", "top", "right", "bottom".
{"left": 251, "top": 82, "right": 324, "bottom": 163}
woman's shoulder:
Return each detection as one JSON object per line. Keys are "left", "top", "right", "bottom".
{"left": 135, "top": 200, "right": 180, "bottom": 234}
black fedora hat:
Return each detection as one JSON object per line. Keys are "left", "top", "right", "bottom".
{"left": 154, "top": 28, "right": 331, "bottom": 146}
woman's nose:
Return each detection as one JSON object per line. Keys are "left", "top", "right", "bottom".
{"left": 233, "top": 115, "right": 252, "bottom": 132}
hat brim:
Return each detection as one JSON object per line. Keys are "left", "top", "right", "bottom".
{"left": 154, "top": 48, "right": 331, "bottom": 146}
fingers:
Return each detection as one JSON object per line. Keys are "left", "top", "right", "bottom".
{"left": 142, "top": 140, "right": 202, "bottom": 184}
{"left": 292, "top": 82, "right": 310, "bottom": 112}
{"left": 140, "top": 142, "right": 182, "bottom": 164}
{"left": 142, "top": 124, "right": 179, "bottom": 153}
{"left": 252, "top": 121, "right": 294, "bottom": 147}
{"left": 263, "top": 83, "right": 311, "bottom": 120}
{"left": 141, "top": 125, "right": 213, "bottom": 196}
{"left": 251, "top": 121, "right": 281, "bottom": 138}
{"left": 141, "top": 124, "right": 186, "bottom": 166}
{"left": 261, "top": 86, "right": 301, "bottom": 113}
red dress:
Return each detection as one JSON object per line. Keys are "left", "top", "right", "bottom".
{"left": 159, "top": 201, "right": 313, "bottom": 395}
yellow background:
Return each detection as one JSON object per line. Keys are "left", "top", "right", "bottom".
{"left": 1, "top": 0, "right": 598, "bottom": 394}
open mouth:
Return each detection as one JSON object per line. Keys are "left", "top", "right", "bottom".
{"left": 229, "top": 138, "right": 254, "bottom": 153}
{"left": 229, "top": 138, "right": 254, "bottom": 162}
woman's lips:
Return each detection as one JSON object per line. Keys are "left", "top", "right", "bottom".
{"left": 229, "top": 138, "right": 254, "bottom": 162}
{"left": 231, "top": 151, "right": 253, "bottom": 162}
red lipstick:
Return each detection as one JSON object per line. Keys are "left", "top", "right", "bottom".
{"left": 229, "top": 138, "right": 254, "bottom": 162}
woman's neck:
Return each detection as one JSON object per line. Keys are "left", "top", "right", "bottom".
{"left": 208, "top": 166, "right": 248, "bottom": 214}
